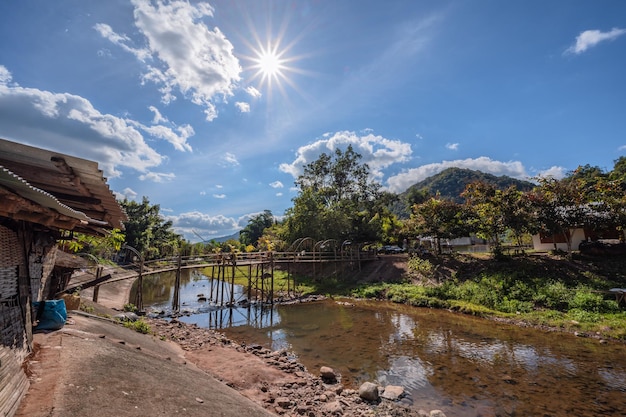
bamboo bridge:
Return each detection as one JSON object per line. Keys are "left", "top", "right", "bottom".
{"left": 65, "top": 238, "right": 378, "bottom": 312}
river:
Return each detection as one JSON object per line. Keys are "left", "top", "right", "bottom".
{"left": 134, "top": 269, "right": 626, "bottom": 417}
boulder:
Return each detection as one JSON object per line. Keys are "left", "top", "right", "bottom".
{"left": 381, "top": 385, "right": 404, "bottom": 400}
{"left": 430, "top": 410, "right": 447, "bottom": 417}
{"left": 358, "top": 381, "right": 379, "bottom": 402}
{"left": 320, "top": 366, "right": 337, "bottom": 383}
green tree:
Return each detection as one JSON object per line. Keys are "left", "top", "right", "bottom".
{"left": 463, "top": 182, "right": 537, "bottom": 256}
{"left": 283, "top": 145, "right": 389, "bottom": 244}
{"left": 60, "top": 228, "right": 125, "bottom": 260}
{"left": 240, "top": 210, "right": 275, "bottom": 247}
{"left": 119, "top": 197, "right": 182, "bottom": 260}
{"left": 407, "top": 196, "right": 467, "bottom": 255}
{"left": 529, "top": 177, "right": 589, "bottom": 255}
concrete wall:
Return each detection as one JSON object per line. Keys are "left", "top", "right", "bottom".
{"left": 532, "top": 228, "right": 587, "bottom": 252}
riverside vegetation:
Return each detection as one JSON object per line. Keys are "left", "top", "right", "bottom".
{"left": 213, "top": 251, "right": 626, "bottom": 342}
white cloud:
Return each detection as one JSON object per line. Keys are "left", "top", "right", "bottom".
{"left": 127, "top": 119, "right": 194, "bottom": 152}
{"left": 565, "top": 27, "right": 626, "bottom": 55}
{"left": 97, "top": 0, "right": 241, "bottom": 121}
{"left": 0, "top": 70, "right": 169, "bottom": 178}
{"left": 536, "top": 166, "right": 567, "bottom": 179}
{"left": 279, "top": 130, "right": 412, "bottom": 182}
{"left": 415, "top": 133, "right": 424, "bottom": 140}
{"left": 245, "top": 86, "right": 261, "bottom": 98}
{"left": 446, "top": 142, "right": 459, "bottom": 150}
{"left": 276, "top": 192, "right": 283, "bottom": 197}
{"left": 235, "top": 102, "right": 250, "bottom": 113}
{"left": 168, "top": 211, "right": 239, "bottom": 241}
{"left": 213, "top": 194, "right": 226, "bottom": 199}
{"left": 221, "top": 152, "right": 239, "bottom": 166}
{"left": 148, "top": 105, "right": 168, "bottom": 124}
{"left": 138, "top": 171, "right": 176, "bottom": 182}
{"left": 386, "top": 157, "right": 528, "bottom": 193}
{"left": 269, "top": 181, "right": 284, "bottom": 189}
{"left": 618, "top": 145, "right": 626, "bottom": 151}
{"left": 114, "top": 187, "right": 138, "bottom": 201}
{"left": 0, "top": 66, "right": 12, "bottom": 84}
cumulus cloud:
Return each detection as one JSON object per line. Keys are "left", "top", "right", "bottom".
{"left": 245, "top": 86, "right": 261, "bottom": 98}
{"left": 269, "top": 181, "right": 284, "bottom": 189}
{"left": 114, "top": 187, "right": 138, "bottom": 201}
{"left": 0, "top": 66, "right": 174, "bottom": 178}
{"left": 386, "top": 157, "right": 528, "bottom": 193}
{"left": 168, "top": 211, "right": 239, "bottom": 240}
{"left": 138, "top": 171, "right": 176, "bottom": 182}
{"left": 446, "top": 142, "right": 459, "bottom": 150}
{"left": 213, "top": 194, "right": 226, "bottom": 199}
{"left": 279, "top": 130, "right": 412, "bottom": 182}
{"left": 96, "top": 0, "right": 241, "bottom": 121}
{"left": 565, "top": 27, "right": 626, "bottom": 55}
{"left": 235, "top": 102, "right": 250, "bottom": 113}
{"left": 536, "top": 166, "right": 567, "bottom": 179}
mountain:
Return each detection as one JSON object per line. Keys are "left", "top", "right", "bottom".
{"left": 392, "top": 168, "right": 535, "bottom": 218}
{"left": 210, "top": 231, "right": 240, "bottom": 243}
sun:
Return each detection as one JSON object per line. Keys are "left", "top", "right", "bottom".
{"left": 251, "top": 43, "right": 287, "bottom": 86}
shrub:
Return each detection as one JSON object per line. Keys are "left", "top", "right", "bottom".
{"left": 569, "top": 288, "right": 619, "bottom": 314}
{"left": 123, "top": 318, "right": 151, "bottom": 334}
{"left": 407, "top": 256, "right": 435, "bottom": 277}
{"left": 534, "top": 281, "right": 571, "bottom": 310}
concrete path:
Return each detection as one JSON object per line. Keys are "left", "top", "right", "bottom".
{"left": 16, "top": 312, "right": 274, "bottom": 417}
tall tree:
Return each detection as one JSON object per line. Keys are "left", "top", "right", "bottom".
{"left": 283, "top": 145, "right": 389, "bottom": 244}
{"left": 407, "top": 196, "right": 467, "bottom": 255}
{"left": 529, "top": 177, "right": 589, "bottom": 255}
{"left": 240, "top": 210, "right": 275, "bottom": 247}
{"left": 120, "top": 197, "right": 182, "bottom": 260}
{"left": 463, "top": 182, "right": 537, "bottom": 256}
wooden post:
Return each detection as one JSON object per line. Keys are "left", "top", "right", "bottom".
{"left": 270, "top": 252, "right": 274, "bottom": 304}
{"left": 210, "top": 264, "right": 215, "bottom": 303}
{"left": 247, "top": 263, "right": 252, "bottom": 302}
{"left": 230, "top": 257, "right": 235, "bottom": 306}
{"left": 220, "top": 258, "right": 225, "bottom": 307}
{"left": 92, "top": 266, "right": 103, "bottom": 302}
{"left": 172, "top": 253, "right": 181, "bottom": 312}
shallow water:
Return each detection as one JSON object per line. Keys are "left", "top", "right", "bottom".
{"left": 137, "top": 270, "right": 626, "bottom": 417}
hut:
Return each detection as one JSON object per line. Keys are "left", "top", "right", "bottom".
{"left": 0, "top": 138, "right": 126, "bottom": 416}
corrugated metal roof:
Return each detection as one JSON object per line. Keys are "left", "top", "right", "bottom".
{"left": 0, "top": 138, "right": 126, "bottom": 234}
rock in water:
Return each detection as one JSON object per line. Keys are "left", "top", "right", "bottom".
{"left": 320, "top": 366, "right": 337, "bottom": 383}
{"left": 358, "top": 381, "right": 380, "bottom": 401}
{"left": 381, "top": 385, "right": 404, "bottom": 400}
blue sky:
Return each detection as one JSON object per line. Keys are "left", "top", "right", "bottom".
{"left": 1, "top": 1, "right": 625, "bottom": 242}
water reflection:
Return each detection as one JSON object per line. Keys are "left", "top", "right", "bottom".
{"left": 139, "top": 270, "right": 626, "bottom": 417}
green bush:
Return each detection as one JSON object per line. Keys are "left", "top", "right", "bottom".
{"left": 569, "top": 288, "right": 619, "bottom": 314}
{"left": 534, "top": 280, "right": 571, "bottom": 310}
{"left": 123, "top": 318, "right": 151, "bottom": 334}
{"left": 407, "top": 256, "right": 435, "bottom": 277}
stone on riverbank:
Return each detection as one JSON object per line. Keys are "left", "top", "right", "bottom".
{"left": 358, "top": 381, "right": 379, "bottom": 402}
{"left": 320, "top": 366, "right": 338, "bottom": 383}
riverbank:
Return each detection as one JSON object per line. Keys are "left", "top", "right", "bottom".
{"left": 30, "top": 272, "right": 444, "bottom": 417}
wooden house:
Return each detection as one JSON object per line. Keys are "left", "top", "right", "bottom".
{"left": 0, "top": 138, "right": 126, "bottom": 416}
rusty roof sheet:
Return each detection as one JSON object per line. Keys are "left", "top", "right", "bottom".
{"left": 0, "top": 138, "right": 126, "bottom": 234}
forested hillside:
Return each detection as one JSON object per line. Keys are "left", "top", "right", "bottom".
{"left": 392, "top": 167, "right": 535, "bottom": 217}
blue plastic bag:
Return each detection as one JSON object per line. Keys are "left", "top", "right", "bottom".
{"left": 33, "top": 299, "right": 67, "bottom": 331}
